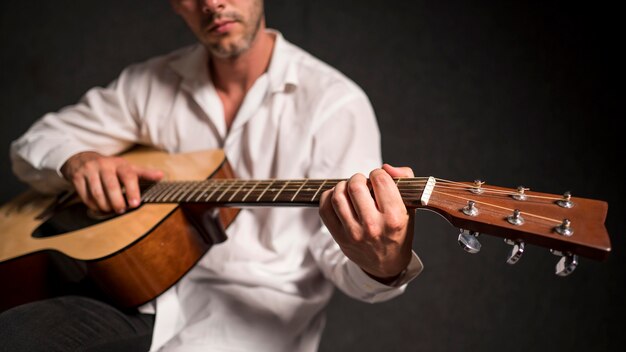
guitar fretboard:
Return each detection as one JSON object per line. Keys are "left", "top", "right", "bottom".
{"left": 141, "top": 178, "right": 428, "bottom": 206}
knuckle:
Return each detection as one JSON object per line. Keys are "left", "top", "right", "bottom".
{"left": 345, "top": 226, "right": 363, "bottom": 243}
{"left": 370, "top": 169, "right": 390, "bottom": 183}
{"left": 347, "top": 178, "right": 367, "bottom": 195}
{"left": 84, "top": 159, "right": 99, "bottom": 172}
{"left": 102, "top": 175, "right": 120, "bottom": 189}
{"left": 384, "top": 214, "right": 407, "bottom": 233}
{"left": 330, "top": 192, "right": 343, "bottom": 208}
{"left": 362, "top": 220, "right": 381, "bottom": 237}
{"left": 71, "top": 173, "right": 83, "bottom": 184}
{"left": 118, "top": 167, "right": 137, "bottom": 179}
{"left": 90, "top": 187, "right": 104, "bottom": 199}
{"left": 346, "top": 181, "right": 360, "bottom": 194}
{"left": 350, "top": 173, "right": 367, "bottom": 182}
{"left": 330, "top": 186, "right": 344, "bottom": 204}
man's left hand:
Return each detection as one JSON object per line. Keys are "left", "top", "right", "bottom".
{"left": 319, "top": 164, "right": 415, "bottom": 285}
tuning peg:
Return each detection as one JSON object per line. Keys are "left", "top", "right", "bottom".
{"left": 506, "top": 209, "right": 524, "bottom": 226}
{"left": 550, "top": 250, "right": 578, "bottom": 277}
{"left": 504, "top": 239, "right": 525, "bottom": 264}
{"left": 555, "top": 219, "right": 574, "bottom": 237}
{"left": 462, "top": 200, "right": 478, "bottom": 216}
{"left": 556, "top": 191, "right": 574, "bottom": 208}
{"left": 458, "top": 229, "right": 481, "bottom": 254}
{"left": 512, "top": 186, "right": 528, "bottom": 201}
{"left": 470, "top": 180, "right": 485, "bottom": 194}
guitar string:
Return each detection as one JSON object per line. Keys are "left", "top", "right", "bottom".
{"left": 431, "top": 190, "right": 562, "bottom": 224}
{"left": 142, "top": 184, "right": 523, "bottom": 203}
{"left": 142, "top": 182, "right": 565, "bottom": 203}
{"left": 140, "top": 178, "right": 567, "bottom": 203}
{"left": 141, "top": 183, "right": 567, "bottom": 230}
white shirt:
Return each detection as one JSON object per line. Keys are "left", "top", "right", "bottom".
{"left": 11, "top": 31, "right": 423, "bottom": 352}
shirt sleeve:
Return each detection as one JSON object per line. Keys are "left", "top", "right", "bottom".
{"left": 306, "top": 85, "right": 423, "bottom": 303}
{"left": 9, "top": 67, "right": 144, "bottom": 194}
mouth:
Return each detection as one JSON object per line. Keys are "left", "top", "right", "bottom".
{"left": 207, "top": 19, "right": 238, "bottom": 34}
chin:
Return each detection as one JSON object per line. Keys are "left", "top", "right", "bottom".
{"left": 208, "top": 39, "right": 250, "bottom": 58}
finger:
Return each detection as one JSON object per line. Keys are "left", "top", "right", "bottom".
{"left": 118, "top": 166, "right": 141, "bottom": 208}
{"left": 318, "top": 189, "right": 346, "bottom": 242}
{"left": 100, "top": 168, "right": 128, "bottom": 214}
{"left": 345, "top": 173, "right": 379, "bottom": 222}
{"left": 135, "top": 167, "right": 164, "bottom": 181}
{"left": 330, "top": 181, "right": 361, "bottom": 240}
{"left": 73, "top": 174, "right": 98, "bottom": 211}
{"left": 369, "top": 168, "right": 406, "bottom": 215}
{"left": 382, "top": 164, "right": 414, "bottom": 178}
{"left": 85, "top": 171, "right": 111, "bottom": 213}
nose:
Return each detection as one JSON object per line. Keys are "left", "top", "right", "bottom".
{"left": 201, "top": 0, "right": 225, "bottom": 14}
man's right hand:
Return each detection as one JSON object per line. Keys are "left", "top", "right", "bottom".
{"left": 61, "top": 151, "right": 164, "bottom": 214}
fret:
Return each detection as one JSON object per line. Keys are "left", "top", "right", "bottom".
{"left": 228, "top": 180, "right": 248, "bottom": 202}
{"left": 157, "top": 183, "right": 179, "bottom": 202}
{"left": 172, "top": 182, "right": 193, "bottom": 202}
{"left": 143, "top": 182, "right": 166, "bottom": 202}
{"left": 216, "top": 180, "right": 237, "bottom": 202}
{"left": 141, "top": 184, "right": 159, "bottom": 202}
{"left": 144, "top": 184, "right": 162, "bottom": 202}
{"left": 272, "top": 180, "right": 289, "bottom": 202}
{"left": 257, "top": 180, "right": 275, "bottom": 202}
{"left": 242, "top": 181, "right": 261, "bottom": 202}
{"left": 204, "top": 180, "right": 225, "bottom": 202}
{"left": 194, "top": 180, "right": 214, "bottom": 202}
{"left": 290, "top": 179, "right": 308, "bottom": 202}
{"left": 141, "top": 178, "right": 424, "bottom": 205}
{"left": 185, "top": 181, "right": 205, "bottom": 202}
{"left": 311, "top": 180, "right": 327, "bottom": 202}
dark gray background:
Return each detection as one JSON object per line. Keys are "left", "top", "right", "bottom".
{"left": 0, "top": 1, "right": 622, "bottom": 351}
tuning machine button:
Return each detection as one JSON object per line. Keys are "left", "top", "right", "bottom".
{"left": 550, "top": 250, "right": 578, "bottom": 276}
{"left": 458, "top": 229, "right": 481, "bottom": 254}
{"left": 504, "top": 239, "right": 525, "bottom": 264}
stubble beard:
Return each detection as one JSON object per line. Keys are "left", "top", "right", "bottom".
{"left": 207, "top": 4, "right": 264, "bottom": 59}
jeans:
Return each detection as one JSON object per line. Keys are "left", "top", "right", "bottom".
{"left": 0, "top": 296, "right": 155, "bottom": 352}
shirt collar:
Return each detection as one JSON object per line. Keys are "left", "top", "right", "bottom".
{"left": 265, "top": 29, "right": 299, "bottom": 93}
{"left": 168, "top": 29, "right": 299, "bottom": 93}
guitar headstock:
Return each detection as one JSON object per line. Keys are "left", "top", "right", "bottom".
{"left": 403, "top": 177, "right": 611, "bottom": 276}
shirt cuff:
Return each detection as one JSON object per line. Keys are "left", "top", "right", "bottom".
{"left": 347, "top": 251, "right": 424, "bottom": 292}
{"left": 40, "top": 144, "right": 97, "bottom": 179}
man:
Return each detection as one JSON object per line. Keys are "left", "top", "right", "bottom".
{"left": 0, "top": 0, "right": 423, "bottom": 351}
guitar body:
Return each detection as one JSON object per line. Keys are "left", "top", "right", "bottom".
{"left": 0, "top": 148, "right": 239, "bottom": 312}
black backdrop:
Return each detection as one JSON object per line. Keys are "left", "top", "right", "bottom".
{"left": 0, "top": 1, "right": 622, "bottom": 351}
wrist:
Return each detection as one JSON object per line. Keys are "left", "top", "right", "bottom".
{"left": 364, "top": 267, "right": 407, "bottom": 286}
{"left": 60, "top": 151, "right": 101, "bottom": 180}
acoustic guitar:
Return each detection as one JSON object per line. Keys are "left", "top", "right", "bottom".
{"left": 0, "top": 147, "right": 611, "bottom": 312}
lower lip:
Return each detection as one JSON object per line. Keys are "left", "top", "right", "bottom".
{"left": 212, "top": 22, "right": 235, "bottom": 34}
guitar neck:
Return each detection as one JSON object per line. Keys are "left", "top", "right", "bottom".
{"left": 141, "top": 176, "right": 611, "bottom": 262}
{"left": 141, "top": 177, "right": 430, "bottom": 207}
